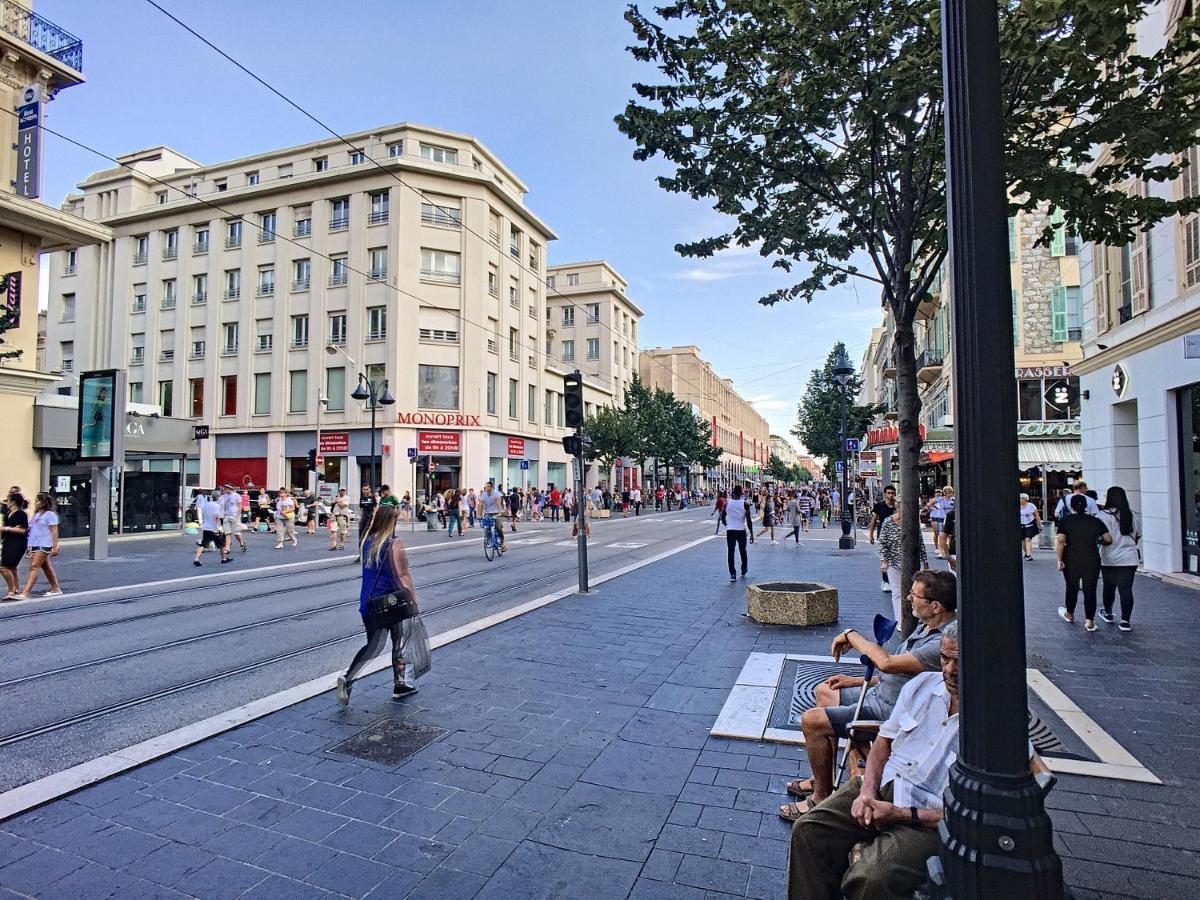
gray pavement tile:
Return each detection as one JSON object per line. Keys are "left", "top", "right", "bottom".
{"left": 548, "top": 744, "right": 603, "bottom": 769}
{"left": 205, "top": 760, "right": 270, "bottom": 789}
{"left": 482, "top": 737, "right": 542, "bottom": 760}
{"left": 2, "top": 801, "right": 86, "bottom": 837}
{"left": 688, "top": 766, "right": 719, "bottom": 785}
{"left": 580, "top": 740, "right": 700, "bottom": 796}
{"left": 176, "top": 737, "right": 240, "bottom": 763}
{"left": 69, "top": 777, "right": 145, "bottom": 810}
{"left": 718, "top": 832, "right": 788, "bottom": 869}
{"left": 619, "top": 708, "right": 717, "bottom": 750}
{"left": 523, "top": 744, "right": 560, "bottom": 763}
{"left": 507, "top": 780, "right": 567, "bottom": 813}
{"left": 529, "top": 781, "right": 674, "bottom": 863}
{"left": 668, "top": 802, "right": 705, "bottom": 827}
{"left": 271, "top": 807, "right": 350, "bottom": 842}
{"left": 179, "top": 782, "right": 255, "bottom": 815}
{"left": 679, "top": 784, "right": 739, "bottom": 809}
{"left": 226, "top": 795, "right": 303, "bottom": 828}
{"left": 332, "top": 791, "right": 406, "bottom": 826}
{"left": 446, "top": 730, "right": 502, "bottom": 750}
{"left": 200, "top": 823, "right": 287, "bottom": 863}
{"left": 744, "top": 755, "right": 799, "bottom": 776}
{"left": 391, "top": 778, "right": 457, "bottom": 808}
{"left": 436, "top": 765, "right": 500, "bottom": 794}
{"left": 290, "top": 781, "right": 359, "bottom": 812}
{"left": 38, "top": 861, "right": 148, "bottom": 900}
{"left": 251, "top": 836, "right": 340, "bottom": 880}
{"left": 122, "top": 842, "right": 217, "bottom": 887}
{"left": 156, "top": 808, "right": 240, "bottom": 846}
{"left": 0, "top": 832, "right": 37, "bottom": 866}
{"left": 529, "top": 761, "right": 585, "bottom": 789}
{"left": 675, "top": 852, "right": 752, "bottom": 895}
{"left": 305, "top": 850, "right": 394, "bottom": 896}
{"left": 241, "top": 873, "right": 338, "bottom": 900}
{"left": 735, "top": 789, "right": 786, "bottom": 817}
{"left": 641, "top": 848, "right": 685, "bottom": 882}
{"left": 341, "top": 769, "right": 406, "bottom": 796}
{"left": 363, "top": 866, "right": 425, "bottom": 899}
{"left": 713, "top": 769, "right": 771, "bottom": 792}
{"left": 36, "top": 811, "right": 121, "bottom": 847}
{"left": 697, "top": 806, "right": 763, "bottom": 838}
{"left": 697, "top": 750, "right": 750, "bottom": 771}
{"left": 483, "top": 774, "right": 525, "bottom": 800}
{"left": 1077, "top": 812, "right": 1200, "bottom": 851}
{"left": 438, "top": 789, "right": 503, "bottom": 821}
{"left": 476, "top": 804, "right": 544, "bottom": 843}
{"left": 445, "top": 746, "right": 501, "bottom": 771}
{"left": 434, "top": 815, "right": 479, "bottom": 846}
{"left": 1060, "top": 832, "right": 1200, "bottom": 878}
{"left": 442, "top": 833, "right": 518, "bottom": 877}
{"left": 406, "top": 864, "right": 489, "bottom": 900}
{"left": 655, "top": 823, "right": 725, "bottom": 859}
{"left": 0, "top": 846, "right": 89, "bottom": 894}
{"left": 381, "top": 801, "right": 455, "bottom": 838}
{"left": 758, "top": 812, "right": 794, "bottom": 842}
{"left": 487, "top": 755, "right": 543, "bottom": 780}
{"left": 185, "top": 857, "right": 270, "bottom": 896}
{"left": 141, "top": 774, "right": 206, "bottom": 803}
{"left": 75, "top": 825, "right": 169, "bottom": 869}
{"left": 321, "top": 820, "right": 400, "bottom": 857}
{"left": 129, "top": 756, "right": 195, "bottom": 784}
{"left": 628, "top": 878, "right": 709, "bottom": 899}
{"left": 300, "top": 758, "right": 364, "bottom": 785}
{"left": 746, "top": 863, "right": 788, "bottom": 900}
{"left": 174, "top": 755, "right": 234, "bottom": 780}
{"left": 371, "top": 832, "right": 453, "bottom": 874}
{"left": 110, "top": 797, "right": 192, "bottom": 832}
{"left": 475, "top": 841, "right": 641, "bottom": 900}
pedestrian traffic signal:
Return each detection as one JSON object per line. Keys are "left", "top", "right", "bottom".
{"left": 563, "top": 370, "right": 584, "bottom": 429}
{"left": 306, "top": 448, "right": 317, "bottom": 471}
{"left": 562, "top": 434, "right": 582, "bottom": 456}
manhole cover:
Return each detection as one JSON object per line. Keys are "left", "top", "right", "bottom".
{"left": 329, "top": 718, "right": 448, "bottom": 765}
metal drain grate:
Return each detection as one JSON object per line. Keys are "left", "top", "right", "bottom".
{"left": 329, "top": 718, "right": 448, "bottom": 765}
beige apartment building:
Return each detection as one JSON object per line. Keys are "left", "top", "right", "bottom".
{"left": 45, "top": 122, "right": 611, "bottom": 503}
{"left": 0, "top": 2, "right": 108, "bottom": 494}
{"left": 639, "top": 345, "right": 770, "bottom": 486}
{"left": 544, "top": 260, "right": 643, "bottom": 489}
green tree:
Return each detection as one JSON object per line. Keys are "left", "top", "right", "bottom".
{"left": 583, "top": 403, "right": 634, "bottom": 470}
{"left": 617, "top": 0, "right": 1200, "bottom": 631}
{"left": 794, "top": 344, "right": 879, "bottom": 477}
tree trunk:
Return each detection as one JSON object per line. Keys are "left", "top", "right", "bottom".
{"left": 894, "top": 319, "right": 923, "bottom": 637}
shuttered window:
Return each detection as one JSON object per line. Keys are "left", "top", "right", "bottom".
{"left": 1051, "top": 286, "right": 1068, "bottom": 342}
{"left": 1093, "top": 244, "right": 1110, "bottom": 334}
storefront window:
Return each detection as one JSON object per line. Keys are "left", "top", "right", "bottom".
{"left": 1179, "top": 385, "right": 1200, "bottom": 571}
{"left": 1018, "top": 380, "right": 1043, "bottom": 421}
{"left": 1017, "top": 376, "right": 1079, "bottom": 421}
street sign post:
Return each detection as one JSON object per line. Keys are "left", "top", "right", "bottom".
{"left": 844, "top": 438, "right": 861, "bottom": 452}
{"left": 519, "top": 460, "right": 529, "bottom": 470}
{"left": 315, "top": 454, "right": 325, "bottom": 467}
{"left": 406, "top": 448, "right": 417, "bottom": 459}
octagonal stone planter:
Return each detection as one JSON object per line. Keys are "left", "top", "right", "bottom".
{"left": 746, "top": 581, "right": 839, "bottom": 626}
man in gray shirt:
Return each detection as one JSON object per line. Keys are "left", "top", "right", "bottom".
{"left": 779, "top": 569, "right": 957, "bottom": 821}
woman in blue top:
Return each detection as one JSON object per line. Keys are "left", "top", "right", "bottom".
{"left": 336, "top": 505, "right": 419, "bottom": 704}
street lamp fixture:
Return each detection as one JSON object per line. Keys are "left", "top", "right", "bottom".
{"left": 832, "top": 346, "right": 855, "bottom": 549}
{"left": 352, "top": 374, "right": 394, "bottom": 497}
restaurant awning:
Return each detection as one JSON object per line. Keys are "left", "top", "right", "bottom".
{"left": 1017, "top": 438, "right": 1081, "bottom": 472}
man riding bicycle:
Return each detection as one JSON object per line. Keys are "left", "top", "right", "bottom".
{"left": 476, "top": 481, "right": 506, "bottom": 553}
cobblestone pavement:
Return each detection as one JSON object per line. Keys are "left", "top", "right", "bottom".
{"left": 1, "top": 522, "right": 1195, "bottom": 898}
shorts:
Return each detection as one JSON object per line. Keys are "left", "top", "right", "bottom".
{"left": 222, "top": 515, "right": 240, "bottom": 535}
{"left": 763, "top": 514, "right": 775, "bottom": 527}
{"left": 198, "top": 530, "right": 222, "bottom": 549}
{"left": 335, "top": 515, "right": 350, "bottom": 537}
{"left": 823, "top": 687, "right": 891, "bottom": 738}
{"left": 930, "top": 517, "right": 944, "bottom": 532}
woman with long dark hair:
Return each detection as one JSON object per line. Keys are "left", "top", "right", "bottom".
{"left": 1, "top": 492, "right": 29, "bottom": 600}
{"left": 15, "top": 492, "right": 62, "bottom": 599}
{"left": 336, "top": 505, "right": 419, "bottom": 704}
{"left": 1097, "top": 486, "right": 1141, "bottom": 631}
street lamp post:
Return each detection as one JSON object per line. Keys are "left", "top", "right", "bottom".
{"left": 350, "top": 374, "right": 394, "bottom": 498}
{"left": 940, "top": 0, "right": 1063, "bottom": 896}
{"left": 833, "top": 347, "right": 855, "bottom": 550}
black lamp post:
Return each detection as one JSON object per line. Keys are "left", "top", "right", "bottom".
{"left": 350, "top": 374, "right": 394, "bottom": 498}
{"left": 939, "top": 0, "right": 1063, "bottom": 895}
{"left": 832, "top": 347, "right": 855, "bottom": 549}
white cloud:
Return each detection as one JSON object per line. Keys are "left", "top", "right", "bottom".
{"left": 674, "top": 267, "right": 735, "bottom": 282}
{"left": 747, "top": 395, "right": 792, "bottom": 413}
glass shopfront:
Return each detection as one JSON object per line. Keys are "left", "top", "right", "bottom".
{"left": 1179, "top": 384, "right": 1200, "bottom": 573}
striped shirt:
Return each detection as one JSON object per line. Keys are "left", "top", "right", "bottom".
{"left": 879, "top": 672, "right": 958, "bottom": 810}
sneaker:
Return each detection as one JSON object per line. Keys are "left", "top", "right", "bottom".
{"left": 8, "top": 593, "right": 29, "bottom": 601}
{"left": 730, "top": 575, "right": 737, "bottom": 583}
{"left": 221, "top": 558, "right": 232, "bottom": 564}
{"left": 1085, "top": 620, "right": 1097, "bottom": 632}
{"left": 881, "top": 581, "right": 891, "bottom": 592}
{"left": 1119, "top": 620, "right": 1132, "bottom": 632}
{"left": 392, "top": 684, "right": 419, "bottom": 700}
{"left": 240, "top": 544, "right": 248, "bottom": 552}
{"left": 1098, "top": 610, "right": 1116, "bottom": 624}
{"left": 1057, "top": 607, "right": 1074, "bottom": 623}
{"left": 45, "top": 589, "right": 64, "bottom": 597}
{"left": 193, "top": 560, "right": 202, "bottom": 567}
{"left": 336, "top": 675, "right": 350, "bottom": 706}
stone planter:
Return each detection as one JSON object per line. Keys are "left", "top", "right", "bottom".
{"left": 746, "top": 581, "right": 839, "bottom": 626}
{"left": 595, "top": 508, "right": 612, "bottom": 519}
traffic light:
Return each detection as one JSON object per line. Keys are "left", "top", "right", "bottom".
{"left": 306, "top": 448, "right": 317, "bottom": 471}
{"left": 562, "top": 434, "right": 582, "bottom": 456}
{"left": 563, "top": 370, "right": 584, "bottom": 429}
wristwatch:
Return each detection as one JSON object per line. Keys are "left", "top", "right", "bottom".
{"left": 910, "top": 806, "right": 919, "bottom": 825}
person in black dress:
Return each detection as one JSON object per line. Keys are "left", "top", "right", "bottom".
{"left": 1, "top": 492, "right": 29, "bottom": 600}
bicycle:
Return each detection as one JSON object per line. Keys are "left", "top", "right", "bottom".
{"left": 854, "top": 502, "right": 873, "bottom": 529}
{"left": 481, "top": 515, "right": 502, "bottom": 561}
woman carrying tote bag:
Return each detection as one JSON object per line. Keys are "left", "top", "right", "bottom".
{"left": 336, "top": 505, "right": 429, "bottom": 705}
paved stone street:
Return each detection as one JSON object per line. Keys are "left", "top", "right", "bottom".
{"left": 1, "top": 522, "right": 1196, "bottom": 898}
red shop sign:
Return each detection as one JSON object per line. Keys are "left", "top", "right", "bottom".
{"left": 507, "top": 437, "right": 525, "bottom": 457}
{"left": 418, "top": 431, "right": 462, "bottom": 454}
{"left": 866, "top": 423, "right": 927, "bottom": 448}
{"left": 319, "top": 431, "right": 349, "bottom": 454}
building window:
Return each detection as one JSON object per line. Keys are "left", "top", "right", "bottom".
{"left": 562, "top": 340, "right": 575, "bottom": 361}
{"left": 587, "top": 338, "right": 600, "bottom": 360}
{"left": 193, "top": 274, "right": 207, "bottom": 304}
{"left": 158, "top": 380, "right": 173, "bottom": 417}
{"left": 562, "top": 306, "right": 575, "bottom": 327}
{"left": 289, "top": 370, "right": 307, "bottom": 413}
{"left": 369, "top": 247, "right": 388, "bottom": 280}
{"left": 350, "top": 150, "right": 365, "bottom": 166}
{"left": 329, "top": 255, "right": 348, "bottom": 286}
{"left": 221, "top": 375, "right": 237, "bottom": 415}
{"left": 330, "top": 197, "right": 350, "bottom": 230}
{"left": 60, "top": 294, "right": 75, "bottom": 323}
{"left": 133, "top": 235, "right": 149, "bottom": 265}
{"left": 545, "top": 389, "right": 553, "bottom": 424}
{"left": 222, "top": 322, "right": 239, "bottom": 354}
{"left": 1007, "top": 217, "right": 1016, "bottom": 262}
{"left": 293, "top": 259, "right": 311, "bottom": 291}
{"left": 161, "top": 280, "right": 177, "bottom": 309}
{"left": 328, "top": 313, "right": 347, "bottom": 345}
{"left": 291, "top": 314, "right": 309, "bottom": 348}
{"left": 225, "top": 220, "right": 242, "bottom": 249}
{"left": 130, "top": 333, "right": 144, "bottom": 366}
{"left": 566, "top": 273, "right": 580, "bottom": 286}
{"left": 508, "top": 379, "right": 518, "bottom": 419}
{"left": 163, "top": 229, "right": 179, "bottom": 259}
{"left": 368, "top": 191, "right": 389, "bottom": 224}
{"left": 224, "top": 269, "right": 241, "bottom": 300}
{"left": 159, "top": 329, "right": 174, "bottom": 361}
{"left": 278, "top": 163, "right": 292, "bottom": 179}
{"left": 189, "top": 378, "right": 204, "bottom": 417}
{"left": 129, "top": 381, "right": 143, "bottom": 404}
{"left": 256, "top": 318, "right": 273, "bottom": 352}
{"left": 190, "top": 337, "right": 205, "bottom": 359}
{"left": 131, "top": 286, "right": 147, "bottom": 313}
{"left": 486, "top": 372, "right": 497, "bottom": 415}
{"left": 1066, "top": 286, "right": 1083, "bottom": 341}
{"left": 418, "top": 364, "right": 459, "bottom": 410}
{"left": 194, "top": 227, "right": 209, "bottom": 254}
{"left": 259, "top": 211, "right": 277, "bottom": 243}
{"left": 420, "top": 143, "right": 458, "bottom": 164}
{"left": 365, "top": 364, "right": 386, "bottom": 408}
{"left": 420, "top": 200, "right": 461, "bottom": 228}
{"left": 367, "top": 306, "right": 387, "bottom": 341}
{"left": 257, "top": 267, "right": 275, "bottom": 297}
{"left": 294, "top": 205, "right": 313, "bottom": 237}
{"left": 313, "top": 156, "right": 328, "bottom": 172}
{"left": 528, "top": 384, "right": 536, "bottom": 423}
{"left": 326, "top": 367, "right": 345, "bottom": 411}
{"left": 420, "top": 249, "right": 461, "bottom": 284}
{"left": 387, "top": 142, "right": 403, "bottom": 158}
{"left": 488, "top": 270, "right": 498, "bottom": 298}
{"left": 59, "top": 340, "right": 73, "bottom": 371}
{"left": 246, "top": 171, "right": 260, "bottom": 186}
{"left": 547, "top": 275, "right": 556, "bottom": 289}
{"left": 156, "top": 190, "right": 168, "bottom": 205}
{"left": 509, "top": 285, "right": 518, "bottom": 307}
{"left": 586, "top": 303, "right": 599, "bottom": 323}
{"left": 214, "top": 179, "right": 227, "bottom": 192}
{"left": 254, "top": 373, "right": 271, "bottom": 416}
{"left": 509, "top": 328, "right": 519, "bottom": 361}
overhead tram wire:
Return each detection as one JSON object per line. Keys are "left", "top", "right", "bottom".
{"left": 139, "top": 0, "right": 782, "bottom": 407}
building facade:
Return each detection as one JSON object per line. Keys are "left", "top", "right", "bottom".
{"left": 0, "top": 2, "right": 108, "bottom": 494}
{"left": 45, "top": 123, "right": 608, "bottom": 501}
{"left": 638, "top": 345, "right": 770, "bottom": 486}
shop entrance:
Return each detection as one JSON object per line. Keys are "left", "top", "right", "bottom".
{"left": 1179, "top": 386, "right": 1200, "bottom": 573}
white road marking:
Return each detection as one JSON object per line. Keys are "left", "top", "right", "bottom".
{"left": 607, "top": 542, "right": 647, "bottom": 549}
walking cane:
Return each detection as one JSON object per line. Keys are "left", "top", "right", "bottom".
{"left": 833, "top": 614, "right": 897, "bottom": 789}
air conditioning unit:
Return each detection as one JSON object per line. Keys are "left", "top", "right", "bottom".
{"left": 939, "top": 414, "right": 954, "bottom": 428}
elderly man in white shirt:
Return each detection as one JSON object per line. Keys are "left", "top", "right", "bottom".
{"left": 787, "top": 621, "right": 960, "bottom": 900}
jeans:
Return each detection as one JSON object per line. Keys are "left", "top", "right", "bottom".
{"left": 1063, "top": 565, "right": 1100, "bottom": 620}
{"left": 344, "top": 618, "right": 408, "bottom": 689}
{"left": 726, "top": 529, "right": 748, "bottom": 577}
{"left": 1101, "top": 564, "right": 1136, "bottom": 621}
{"left": 786, "top": 524, "right": 800, "bottom": 543}
{"left": 550, "top": 504, "right": 560, "bottom": 522}
{"left": 447, "top": 512, "right": 462, "bottom": 537}
{"left": 468, "top": 507, "right": 476, "bottom": 528}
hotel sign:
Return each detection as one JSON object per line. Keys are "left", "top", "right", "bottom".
{"left": 397, "top": 412, "right": 481, "bottom": 427}
{"left": 15, "top": 84, "right": 42, "bottom": 199}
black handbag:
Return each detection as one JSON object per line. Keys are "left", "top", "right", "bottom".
{"left": 364, "top": 541, "right": 417, "bottom": 628}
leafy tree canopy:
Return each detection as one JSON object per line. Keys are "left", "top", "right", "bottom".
{"left": 793, "top": 343, "right": 880, "bottom": 479}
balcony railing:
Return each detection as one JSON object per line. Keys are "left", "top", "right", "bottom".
{"left": 329, "top": 216, "right": 349, "bottom": 231}
{"left": 916, "top": 348, "right": 945, "bottom": 370}
{"left": 258, "top": 230, "right": 275, "bottom": 244}
{"left": 421, "top": 269, "right": 460, "bottom": 284}
{"left": 63, "top": 264, "right": 76, "bottom": 276}
{"left": 159, "top": 349, "right": 174, "bottom": 362}
{"left": 368, "top": 210, "right": 389, "bottom": 225}
{"left": 223, "top": 288, "right": 240, "bottom": 300}
{"left": 291, "top": 279, "right": 310, "bottom": 292}
{"left": 368, "top": 268, "right": 388, "bottom": 282}
{"left": 161, "top": 297, "right": 176, "bottom": 310}
{"left": 162, "top": 246, "right": 178, "bottom": 261}
{"left": 132, "top": 251, "right": 148, "bottom": 265}
{"left": 131, "top": 299, "right": 146, "bottom": 313}
{"left": 0, "top": 1, "right": 84, "bottom": 72}
{"left": 190, "top": 344, "right": 205, "bottom": 360}
{"left": 193, "top": 241, "right": 209, "bottom": 254}
{"left": 225, "top": 235, "right": 242, "bottom": 249}
{"left": 192, "top": 292, "right": 207, "bottom": 305}
{"left": 256, "top": 283, "right": 275, "bottom": 298}
{"left": 329, "top": 273, "right": 348, "bottom": 287}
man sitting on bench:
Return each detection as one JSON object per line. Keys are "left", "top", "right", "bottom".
{"left": 780, "top": 569, "right": 957, "bottom": 821}
{"left": 787, "top": 622, "right": 960, "bottom": 900}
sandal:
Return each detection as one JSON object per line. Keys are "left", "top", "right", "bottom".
{"left": 786, "top": 778, "right": 814, "bottom": 799}
{"left": 778, "top": 798, "right": 822, "bottom": 822}
{"left": 1057, "top": 607, "right": 1074, "bottom": 624}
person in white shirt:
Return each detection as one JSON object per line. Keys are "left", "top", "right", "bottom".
{"left": 630, "top": 486, "right": 642, "bottom": 516}
{"left": 722, "top": 484, "right": 755, "bottom": 581}
{"left": 221, "top": 484, "right": 247, "bottom": 556}
{"left": 330, "top": 489, "right": 352, "bottom": 551}
{"left": 274, "top": 488, "right": 298, "bottom": 549}
{"left": 193, "top": 495, "right": 226, "bottom": 566}
{"left": 1054, "top": 481, "right": 1100, "bottom": 519}
{"left": 1096, "top": 485, "right": 1141, "bottom": 631}
{"left": 787, "top": 623, "right": 960, "bottom": 900}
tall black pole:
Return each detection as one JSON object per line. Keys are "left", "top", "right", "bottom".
{"left": 940, "top": 0, "right": 1062, "bottom": 895}
{"left": 368, "top": 387, "right": 377, "bottom": 498}
{"left": 838, "top": 382, "right": 854, "bottom": 549}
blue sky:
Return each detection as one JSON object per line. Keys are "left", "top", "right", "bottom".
{"left": 36, "top": 0, "right": 881, "bottom": 441}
